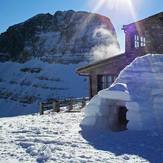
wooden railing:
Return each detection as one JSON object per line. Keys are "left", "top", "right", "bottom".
{"left": 39, "top": 97, "right": 89, "bottom": 115}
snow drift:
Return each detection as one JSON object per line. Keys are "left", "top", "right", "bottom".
{"left": 81, "top": 54, "right": 163, "bottom": 133}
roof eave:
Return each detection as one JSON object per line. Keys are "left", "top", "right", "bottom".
{"left": 122, "top": 12, "right": 163, "bottom": 30}
{"left": 76, "top": 53, "right": 125, "bottom": 74}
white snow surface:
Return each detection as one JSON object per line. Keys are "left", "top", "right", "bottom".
{"left": 81, "top": 54, "right": 163, "bottom": 133}
{"left": 0, "top": 59, "right": 88, "bottom": 117}
{"left": 0, "top": 111, "right": 163, "bottom": 163}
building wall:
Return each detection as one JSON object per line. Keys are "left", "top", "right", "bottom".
{"left": 90, "top": 74, "right": 98, "bottom": 98}
{"left": 124, "top": 14, "right": 163, "bottom": 55}
{"left": 88, "top": 56, "right": 128, "bottom": 97}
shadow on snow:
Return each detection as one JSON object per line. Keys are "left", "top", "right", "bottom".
{"left": 80, "top": 126, "right": 163, "bottom": 163}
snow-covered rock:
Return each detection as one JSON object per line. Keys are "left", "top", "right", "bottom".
{"left": 0, "top": 59, "right": 88, "bottom": 117}
{"left": 81, "top": 54, "right": 163, "bottom": 133}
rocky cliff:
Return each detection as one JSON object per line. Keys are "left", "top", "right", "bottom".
{"left": 0, "top": 10, "right": 120, "bottom": 117}
{"left": 0, "top": 10, "right": 119, "bottom": 63}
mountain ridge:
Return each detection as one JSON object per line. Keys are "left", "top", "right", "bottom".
{"left": 0, "top": 10, "right": 120, "bottom": 63}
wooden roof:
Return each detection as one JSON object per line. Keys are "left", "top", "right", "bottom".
{"left": 77, "top": 53, "right": 126, "bottom": 75}
{"left": 122, "top": 12, "right": 163, "bottom": 31}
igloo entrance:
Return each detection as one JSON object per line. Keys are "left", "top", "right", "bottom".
{"left": 108, "top": 103, "right": 129, "bottom": 131}
{"left": 117, "top": 106, "right": 128, "bottom": 131}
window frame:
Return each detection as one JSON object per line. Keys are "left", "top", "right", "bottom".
{"left": 134, "top": 35, "right": 140, "bottom": 48}
{"left": 97, "top": 74, "right": 117, "bottom": 91}
{"left": 134, "top": 34, "right": 146, "bottom": 48}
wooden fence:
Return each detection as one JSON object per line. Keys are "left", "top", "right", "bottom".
{"left": 39, "top": 97, "right": 89, "bottom": 115}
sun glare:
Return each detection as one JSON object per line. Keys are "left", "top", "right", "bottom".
{"left": 89, "top": 0, "right": 137, "bottom": 21}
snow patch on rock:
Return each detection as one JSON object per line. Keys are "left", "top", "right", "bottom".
{"left": 0, "top": 59, "right": 88, "bottom": 117}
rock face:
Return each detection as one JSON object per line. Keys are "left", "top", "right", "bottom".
{"left": 81, "top": 54, "right": 163, "bottom": 134}
{"left": 0, "top": 10, "right": 119, "bottom": 63}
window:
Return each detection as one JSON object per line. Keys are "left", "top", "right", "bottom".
{"left": 134, "top": 34, "right": 146, "bottom": 48}
{"left": 134, "top": 35, "right": 139, "bottom": 48}
{"left": 140, "top": 36, "right": 146, "bottom": 47}
{"left": 98, "top": 75, "right": 117, "bottom": 91}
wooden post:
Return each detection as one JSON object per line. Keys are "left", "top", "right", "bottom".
{"left": 81, "top": 98, "right": 86, "bottom": 109}
{"left": 55, "top": 100, "right": 60, "bottom": 112}
{"left": 40, "top": 102, "right": 44, "bottom": 115}
{"left": 68, "top": 100, "right": 73, "bottom": 111}
{"left": 52, "top": 101, "right": 56, "bottom": 112}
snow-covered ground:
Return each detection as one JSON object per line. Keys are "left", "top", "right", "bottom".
{"left": 0, "top": 111, "right": 163, "bottom": 163}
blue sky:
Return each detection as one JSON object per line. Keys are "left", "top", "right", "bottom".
{"left": 0, "top": 0, "right": 162, "bottom": 51}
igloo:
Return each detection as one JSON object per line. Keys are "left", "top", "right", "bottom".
{"left": 81, "top": 54, "right": 163, "bottom": 133}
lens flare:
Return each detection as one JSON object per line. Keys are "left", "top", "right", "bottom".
{"left": 89, "top": 0, "right": 137, "bottom": 21}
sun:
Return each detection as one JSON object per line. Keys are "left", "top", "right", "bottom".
{"left": 89, "top": 0, "right": 136, "bottom": 21}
